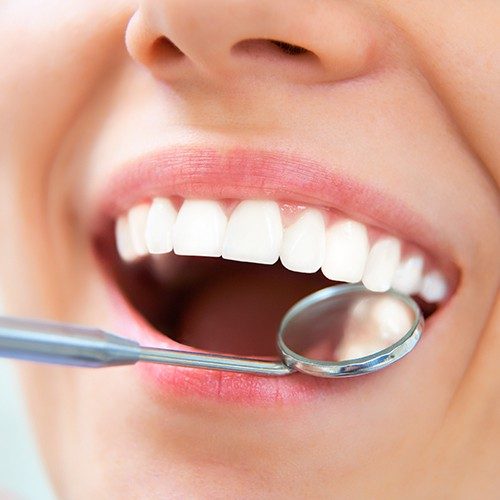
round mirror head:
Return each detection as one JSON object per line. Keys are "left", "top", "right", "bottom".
{"left": 277, "top": 284, "right": 423, "bottom": 377}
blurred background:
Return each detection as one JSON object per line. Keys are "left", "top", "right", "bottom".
{"left": 0, "top": 360, "right": 55, "bottom": 499}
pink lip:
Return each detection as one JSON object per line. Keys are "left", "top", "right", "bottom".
{"left": 93, "top": 146, "right": 454, "bottom": 264}
{"left": 105, "top": 280, "right": 358, "bottom": 405}
{"left": 92, "top": 146, "right": 456, "bottom": 405}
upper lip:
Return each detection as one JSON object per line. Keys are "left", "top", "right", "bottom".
{"left": 91, "top": 145, "right": 457, "bottom": 276}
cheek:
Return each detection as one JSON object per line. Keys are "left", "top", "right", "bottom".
{"left": 379, "top": 0, "right": 500, "bottom": 182}
{"left": 0, "top": 2, "right": 131, "bottom": 161}
{"left": 0, "top": 2, "right": 132, "bottom": 315}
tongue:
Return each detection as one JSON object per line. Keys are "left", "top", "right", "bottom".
{"left": 176, "top": 264, "right": 329, "bottom": 357}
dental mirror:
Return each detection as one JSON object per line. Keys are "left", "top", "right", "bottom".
{"left": 277, "top": 283, "right": 423, "bottom": 377}
{"left": 0, "top": 284, "right": 423, "bottom": 377}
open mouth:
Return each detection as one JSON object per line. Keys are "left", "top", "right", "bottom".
{"left": 107, "top": 197, "right": 446, "bottom": 355}
{"left": 91, "top": 147, "right": 457, "bottom": 402}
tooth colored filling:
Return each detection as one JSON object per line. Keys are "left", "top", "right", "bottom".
{"left": 114, "top": 197, "right": 449, "bottom": 304}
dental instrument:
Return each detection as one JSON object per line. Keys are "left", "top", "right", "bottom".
{"left": 0, "top": 284, "right": 423, "bottom": 378}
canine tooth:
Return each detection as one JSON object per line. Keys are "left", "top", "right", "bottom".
{"left": 419, "top": 270, "right": 447, "bottom": 303}
{"left": 145, "top": 197, "right": 177, "bottom": 254}
{"left": 362, "top": 237, "right": 401, "bottom": 292}
{"left": 173, "top": 199, "right": 227, "bottom": 257}
{"left": 322, "top": 219, "right": 369, "bottom": 282}
{"left": 391, "top": 254, "right": 424, "bottom": 295}
{"left": 280, "top": 209, "right": 326, "bottom": 273}
{"left": 115, "top": 216, "right": 137, "bottom": 262}
{"left": 128, "top": 203, "right": 150, "bottom": 256}
{"left": 222, "top": 200, "right": 282, "bottom": 264}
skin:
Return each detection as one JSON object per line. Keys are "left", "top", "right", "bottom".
{"left": 1, "top": 0, "right": 499, "bottom": 498}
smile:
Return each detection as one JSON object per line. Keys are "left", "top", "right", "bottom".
{"left": 91, "top": 146, "right": 458, "bottom": 404}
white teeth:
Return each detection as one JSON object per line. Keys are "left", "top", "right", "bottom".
{"left": 173, "top": 200, "right": 228, "bottom": 257}
{"left": 371, "top": 296, "right": 414, "bottom": 341}
{"left": 362, "top": 237, "right": 401, "bottom": 292}
{"left": 222, "top": 200, "right": 282, "bottom": 264}
{"left": 419, "top": 270, "right": 448, "bottom": 303}
{"left": 391, "top": 254, "right": 424, "bottom": 295}
{"left": 128, "top": 204, "right": 150, "bottom": 256}
{"left": 322, "top": 219, "right": 369, "bottom": 283}
{"left": 115, "top": 216, "right": 137, "bottom": 262}
{"left": 335, "top": 295, "right": 414, "bottom": 360}
{"left": 145, "top": 198, "right": 177, "bottom": 254}
{"left": 115, "top": 197, "right": 448, "bottom": 304}
{"left": 280, "top": 209, "right": 326, "bottom": 273}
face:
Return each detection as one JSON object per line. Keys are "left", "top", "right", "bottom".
{"left": 1, "top": 0, "right": 499, "bottom": 497}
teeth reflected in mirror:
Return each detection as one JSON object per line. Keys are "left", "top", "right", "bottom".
{"left": 334, "top": 296, "right": 414, "bottom": 361}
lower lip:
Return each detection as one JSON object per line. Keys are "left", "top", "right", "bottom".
{"left": 103, "top": 275, "right": 376, "bottom": 406}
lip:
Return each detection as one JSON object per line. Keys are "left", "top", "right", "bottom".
{"left": 104, "top": 277, "right": 354, "bottom": 405}
{"left": 92, "top": 147, "right": 455, "bottom": 267}
{"left": 91, "top": 146, "right": 458, "bottom": 405}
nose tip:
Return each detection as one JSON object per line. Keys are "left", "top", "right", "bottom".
{"left": 126, "top": 0, "right": 383, "bottom": 85}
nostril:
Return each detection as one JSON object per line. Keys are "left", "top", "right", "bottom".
{"left": 150, "top": 36, "right": 184, "bottom": 62}
{"left": 269, "top": 40, "right": 309, "bottom": 56}
{"left": 232, "top": 38, "right": 318, "bottom": 62}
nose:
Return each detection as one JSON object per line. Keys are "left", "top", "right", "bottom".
{"left": 126, "top": 0, "right": 383, "bottom": 85}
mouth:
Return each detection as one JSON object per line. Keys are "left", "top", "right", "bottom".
{"left": 91, "top": 146, "right": 458, "bottom": 404}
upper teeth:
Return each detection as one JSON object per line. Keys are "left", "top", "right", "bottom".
{"left": 222, "top": 200, "right": 283, "bottom": 265}
{"left": 321, "top": 219, "right": 368, "bottom": 283}
{"left": 114, "top": 197, "right": 449, "bottom": 302}
{"left": 145, "top": 198, "right": 177, "bottom": 254}
{"left": 281, "top": 208, "right": 325, "bottom": 273}
{"left": 173, "top": 199, "right": 227, "bottom": 257}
